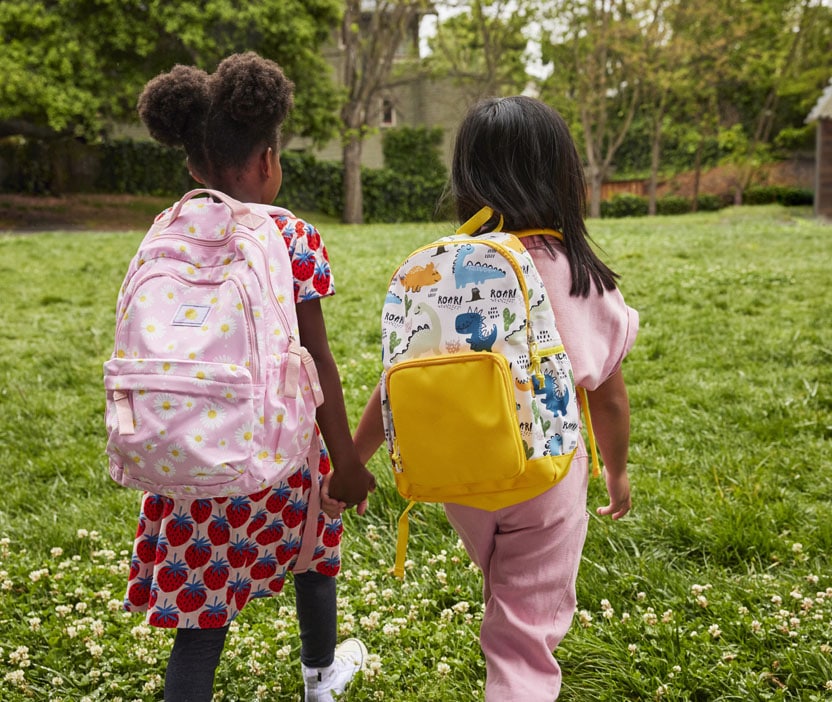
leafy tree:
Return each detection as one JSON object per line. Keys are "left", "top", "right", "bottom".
{"left": 339, "top": 0, "right": 431, "bottom": 224}
{"left": 539, "top": 0, "right": 646, "bottom": 218}
{"left": 425, "top": 0, "right": 531, "bottom": 101}
{"left": 0, "top": 0, "right": 342, "bottom": 144}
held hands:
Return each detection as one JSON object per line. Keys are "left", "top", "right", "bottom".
{"left": 322, "top": 461, "right": 376, "bottom": 519}
{"left": 596, "top": 469, "right": 631, "bottom": 521}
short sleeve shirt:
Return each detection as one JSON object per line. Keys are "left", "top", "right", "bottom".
{"left": 271, "top": 214, "right": 335, "bottom": 303}
{"left": 524, "top": 237, "right": 638, "bottom": 391}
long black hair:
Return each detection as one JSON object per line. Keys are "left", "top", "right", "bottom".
{"left": 451, "top": 96, "right": 619, "bottom": 297}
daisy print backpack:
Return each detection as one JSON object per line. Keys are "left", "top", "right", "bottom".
{"left": 103, "top": 189, "right": 324, "bottom": 498}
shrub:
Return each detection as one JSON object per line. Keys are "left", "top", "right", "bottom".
{"left": 601, "top": 193, "right": 648, "bottom": 218}
{"left": 656, "top": 195, "right": 692, "bottom": 215}
{"left": 744, "top": 185, "right": 813, "bottom": 206}
{"left": 382, "top": 126, "right": 447, "bottom": 179}
{"left": 744, "top": 186, "right": 780, "bottom": 205}
{"left": 695, "top": 194, "right": 725, "bottom": 212}
{"left": 776, "top": 187, "right": 813, "bottom": 206}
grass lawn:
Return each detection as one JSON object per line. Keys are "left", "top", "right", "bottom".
{"left": 0, "top": 204, "right": 830, "bottom": 700}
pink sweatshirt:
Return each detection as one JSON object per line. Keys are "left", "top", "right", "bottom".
{"left": 524, "top": 236, "right": 639, "bottom": 391}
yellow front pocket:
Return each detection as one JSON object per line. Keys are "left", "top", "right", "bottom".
{"left": 385, "top": 352, "right": 525, "bottom": 499}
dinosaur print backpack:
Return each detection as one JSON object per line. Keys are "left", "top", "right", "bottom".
{"left": 380, "top": 206, "right": 591, "bottom": 577}
{"left": 103, "top": 189, "right": 324, "bottom": 499}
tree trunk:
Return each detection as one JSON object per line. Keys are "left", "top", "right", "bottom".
{"left": 648, "top": 127, "right": 661, "bottom": 216}
{"left": 342, "top": 135, "right": 363, "bottom": 224}
{"left": 691, "top": 137, "right": 703, "bottom": 212}
{"left": 588, "top": 166, "right": 604, "bottom": 219}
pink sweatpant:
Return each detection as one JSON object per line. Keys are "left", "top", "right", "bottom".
{"left": 444, "top": 455, "right": 589, "bottom": 701}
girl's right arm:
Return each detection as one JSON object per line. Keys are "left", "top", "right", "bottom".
{"left": 354, "top": 383, "right": 385, "bottom": 465}
{"left": 586, "top": 368, "right": 632, "bottom": 520}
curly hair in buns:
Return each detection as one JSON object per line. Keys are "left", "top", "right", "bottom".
{"left": 206, "top": 52, "right": 295, "bottom": 173}
{"left": 137, "top": 52, "right": 294, "bottom": 179}
{"left": 137, "top": 65, "right": 211, "bottom": 176}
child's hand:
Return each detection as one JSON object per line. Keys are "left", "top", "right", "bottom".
{"left": 596, "top": 469, "right": 631, "bottom": 520}
{"left": 328, "top": 461, "right": 376, "bottom": 511}
{"left": 320, "top": 472, "right": 347, "bottom": 519}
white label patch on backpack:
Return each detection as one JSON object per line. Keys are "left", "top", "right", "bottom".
{"left": 171, "top": 303, "right": 212, "bottom": 327}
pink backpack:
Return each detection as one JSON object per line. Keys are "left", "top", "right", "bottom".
{"left": 103, "top": 189, "right": 323, "bottom": 498}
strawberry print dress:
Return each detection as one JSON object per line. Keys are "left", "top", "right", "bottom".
{"left": 124, "top": 213, "right": 342, "bottom": 629}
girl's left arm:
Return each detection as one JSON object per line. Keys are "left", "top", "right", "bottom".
{"left": 296, "top": 299, "right": 376, "bottom": 508}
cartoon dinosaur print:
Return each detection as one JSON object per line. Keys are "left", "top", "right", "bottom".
{"left": 397, "top": 302, "right": 442, "bottom": 359}
{"left": 531, "top": 372, "right": 570, "bottom": 417}
{"left": 452, "top": 244, "right": 507, "bottom": 289}
{"left": 400, "top": 262, "right": 441, "bottom": 292}
{"left": 455, "top": 311, "right": 498, "bottom": 352}
{"left": 545, "top": 434, "right": 564, "bottom": 455}
{"left": 385, "top": 291, "right": 402, "bottom": 305}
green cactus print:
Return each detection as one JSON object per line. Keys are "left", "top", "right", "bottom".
{"left": 389, "top": 331, "right": 402, "bottom": 355}
{"left": 503, "top": 307, "right": 516, "bottom": 331}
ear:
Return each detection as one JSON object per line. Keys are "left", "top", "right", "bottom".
{"left": 259, "top": 147, "right": 274, "bottom": 181}
{"left": 186, "top": 157, "right": 206, "bottom": 185}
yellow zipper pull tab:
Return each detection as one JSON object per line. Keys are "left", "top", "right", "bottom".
{"left": 529, "top": 341, "right": 544, "bottom": 385}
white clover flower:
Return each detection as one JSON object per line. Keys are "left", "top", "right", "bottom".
{"left": 27, "top": 617, "right": 41, "bottom": 631}
{"left": 657, "top": 684, "right": 668, "bottom": 696}
{"left": 708, "top": 624, "right": 722, "bottom": 639}
{"left": 9, "top": 646, "right": 30, "bottom": 665}
{"left": 51, "top": 676, "right": 63, "bottom": 686}
{"left": 643, "top": 609, "right": 658, "bottom": 626}
{"left": 662, "top": 610, "right": 674, "bottom": 623}
{"left": 672, "top": 665, "right": 681, "bottom": 673}
{"left": 76, "top": 529, "right": 89, "bottom": 539}
{"left": 636, "top": 591, "right": 646, "bottom": 601}
{"left": 790, "top": 589, "right": 803, "bottom": 600}
{"left": 791, "top": 542, "right": 803, "bottom": 553}
{"left": 751, "top": 620, "right": 762, "bottom": 633}
{"left": 452, "top": 601, "right": 470, "bottom": 614}
{"left": 820, "top": 644, "right": 831, "bottom": 654}
{"left": 437, "top": 662, "right": 451, "bottom": 675}
{"left": 436, "top": 569, "right": 448, "bottom": 585}
{"left": 578, "top": 610, "right": 593, "bottom": 628}
{"left": 627, "top": 643, "right": 638, "bottom": 655}
{"left": 696, "top": 595, "right": 709, "bottom": 608}
{"left": 4, "top": 669, "right": 25, "bottom": 686}
{"left": 621, "top": 612, "right": 631, "bottom": 623}
{"left": 28, "top": 568, "right": 49, "bottom": 582}
{"left": 806, "top": 574, "right": 819, "bottom": 585}
{"left": 50, "top": 547, "right": 63, "bottom": 558}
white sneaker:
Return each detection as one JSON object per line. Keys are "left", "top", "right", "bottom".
{"left": 303, "top": 638, "right": 368, "bottom": 702}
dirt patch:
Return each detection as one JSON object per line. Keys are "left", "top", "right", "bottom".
{"left": 0, "top": 194, "right": 173, "bottom": 232}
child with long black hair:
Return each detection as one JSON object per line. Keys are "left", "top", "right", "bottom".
{"left": 355, "top": 95, "right": 638, "bottom": 700}
{"left": 128, "top": 53, "right": 375, "bottom": 702}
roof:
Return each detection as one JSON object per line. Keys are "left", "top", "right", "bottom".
{"left": 807, "top": 78, "right": 832, "bottom": 122}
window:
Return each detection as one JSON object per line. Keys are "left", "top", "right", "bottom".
{"left": 381, "top": 98, "right": 396, "bottom": 127}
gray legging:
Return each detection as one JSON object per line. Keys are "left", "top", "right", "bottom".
{"left": 163, "top": 571, "right": 337, "bottom": 701}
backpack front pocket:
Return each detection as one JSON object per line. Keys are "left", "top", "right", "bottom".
{"left": 103, "top": 358, "right": 258, "bottom": 494}
{"left": 385, "top": 352, "right": 525, "bottom": 498}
